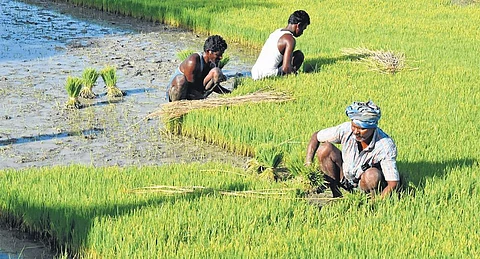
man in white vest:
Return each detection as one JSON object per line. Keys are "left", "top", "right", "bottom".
{"left": 251, "top": 10, "right": 310, "bottom": 80}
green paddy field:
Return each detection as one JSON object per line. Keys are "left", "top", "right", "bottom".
{"left": 1, "top": 0, "right": 479, "bottom": 257}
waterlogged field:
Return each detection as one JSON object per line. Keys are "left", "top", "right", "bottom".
{"left": 2, "top": 0, "right": 480, "bottom": 257}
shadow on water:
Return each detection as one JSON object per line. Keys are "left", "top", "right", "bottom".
{"left": 81, "top": 87, "right": 157, "bottom": 107}
{"left": 95, "top": 87, "right": 158, "bottom": 98}
{"left": 0, "top": 128, "right": 104, "bottom": 147}
{"left": 4, "top": 181, "right": 251, "bottom": 256}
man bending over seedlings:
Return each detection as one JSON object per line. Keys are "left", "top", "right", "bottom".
{"left": 305, "top": 101, "right": 400, "bottom": 198}
{"left": 166, "top": 35, "right": 231, "bottom": 102}
{"left": 251, "top": 10, "right": 310, "bottom": 80}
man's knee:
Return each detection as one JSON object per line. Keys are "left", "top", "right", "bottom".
{"left": 359, "top": 168, "right": 382, "bottom": 192}
{"left": 292, "top": 50, "right": 305, "bottom": 69}
{"left": 169, "top": 76, "right": 187, "bottom": 101}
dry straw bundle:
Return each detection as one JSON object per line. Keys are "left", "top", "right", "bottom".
{"left": 341, "top": 47, "right": 415, "bottom": 74}
{"left": 149, "top": 91, "right": 294, "bottom": 120}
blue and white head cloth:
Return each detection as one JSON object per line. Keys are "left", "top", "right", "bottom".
{"left": 345, "top": 100, "right": 381, "bottom": 129}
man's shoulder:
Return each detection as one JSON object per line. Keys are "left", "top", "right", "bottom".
{"left": 375, "top": 128, "right": 397, "bottom": 150}
{"left": 376, "top": 127, "right": 394, "bottom": 141}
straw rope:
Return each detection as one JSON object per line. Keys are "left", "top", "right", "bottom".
{"left": 148, "top": 91, "right": 294, "bottom": 120}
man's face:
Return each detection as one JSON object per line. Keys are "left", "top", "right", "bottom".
{"left": 294, "top": 23, "right": 308, "bottom": 37}
{"left": 351, "top": 121, "right": 375, "bottom": 142}
{"left": 207, "top": 50, "right": 224, "bottom": 65}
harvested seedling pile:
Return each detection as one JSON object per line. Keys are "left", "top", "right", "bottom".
{"left": 150, "top": 91, "right": 294, "bottom": 120}
{"left": 64, "top": 76, "right": 83, "bottom": 109}
{"left": 341, "top": 47, "right": 410, "bottom": 74}
{"left": 80, "top": 67, "right": 99, "bottom": 99}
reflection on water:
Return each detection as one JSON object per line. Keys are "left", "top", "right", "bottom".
{"left": 0, "top": 0, "right": 131, "bottom": 61}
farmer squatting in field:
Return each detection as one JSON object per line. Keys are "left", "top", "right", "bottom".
{"left": 166, "top": 35, "right": 230, "bottom": 102}
{"left": 251, "top": 10, "right": 310, "bottom": 80}
{"left": 305, "top": 101, "right": 400, "bottom": 198}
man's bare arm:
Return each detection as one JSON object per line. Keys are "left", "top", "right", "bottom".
{"left": 305, "top": 131, "right": 320, "bottom": 165}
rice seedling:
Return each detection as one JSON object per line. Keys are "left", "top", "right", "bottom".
{"left": 79, "top": 67, "right": 99, "bottom": 99}
{"left": 176, "top": 49, "right": 196, "bottom": 61}
{"left": 176, "top": 49, "right": 230, "bottom": 69}
{"left": 64, "top": 76, "right": 83, "bottom": 109}
{"left": 100, "top": 65, "right": 124, "bottom": 98}
{"left": 246, "top": 143, "right": 285, "bottom": 181}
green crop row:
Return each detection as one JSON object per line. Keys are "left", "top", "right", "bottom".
{"left": 1, "top": 163, "right": 479, "bottom": 257}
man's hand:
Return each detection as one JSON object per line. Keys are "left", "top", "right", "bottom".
{"left": 380, "top": 180, "right": 398, "bottom": 198}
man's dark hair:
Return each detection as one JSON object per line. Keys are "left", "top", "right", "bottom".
{"left": 288, "top": 10, "right": 310, "bottom": 25}
{"left": 204, "top": 35, "right": 228, "bottom": 53}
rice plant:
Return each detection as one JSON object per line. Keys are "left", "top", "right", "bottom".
{"left": 246, "top": 143, "right": 285, "bottom": 181}
{"left": 3, "top": 0, "right": 480, "bottom": 257}
{"left": 80, "top": 67, "right": 99, "bottom": 99}
{"left": 101, "top": 65, "right": 124, "bottom": 98}
{"left": 64, "top": 76, "right": 83, "bottom": 109}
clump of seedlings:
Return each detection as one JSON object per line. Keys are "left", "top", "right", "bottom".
{"left": 341, "top": 47, "right": 410, "bottom": 74}
{"left": 65, "top": 76, "right": 83, "bottom": 109}
{"left": 284, "top": 158, "right": 323, "bottom": 193}
{"left": 176, "top": 49, "right": 230, "bottom": 68}
{"left": 79, "top": 67, "right": 100, "bottom": 99}
{"left": 246, "top": 144, "right": 285, "bottom": 181}
{"left": 101, "top": 65, "right": 124, "bottom": 98}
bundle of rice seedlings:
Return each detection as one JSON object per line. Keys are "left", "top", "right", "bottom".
{"left": 176, "top": 49, "right": 230, "bottom": 68}
{"left": 150, "top": 91, "right": 294, "bottom": 121}
{"left": 341, "top": 47, "right": 407, "bottom": 74}
{"left": 79, "top": 67, "right": 99, "bottom": 99}
{"left": 176, "top": 49, "right": 196, "bottom": 61}
{"left": 64, "top": 76, "right": 83, "bottom": 109}
{"left": 246, "top": 144, "right": 284, "bottom": 181}
{"left": 101, "top": 65, "right": 124, "bottom": 98}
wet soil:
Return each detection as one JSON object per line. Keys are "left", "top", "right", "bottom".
{"left": 0, "top": 0, "right": 256, "bottom": 257}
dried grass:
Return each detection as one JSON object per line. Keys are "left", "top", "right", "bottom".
{"left": 149, "top": 91, "right": 294, "bottom": 120}
{"left": 341, "top": 47, "right": 416, "bottom": 74}
{"left": 127, "top": 185, "right": 338, "bottom": 201}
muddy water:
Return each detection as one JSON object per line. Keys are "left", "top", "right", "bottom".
{"left": 0, "top": 0, "right": 256, "bottom": 170}
{"left": 0, "top": 0, "right": 256, "bottom": 257}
